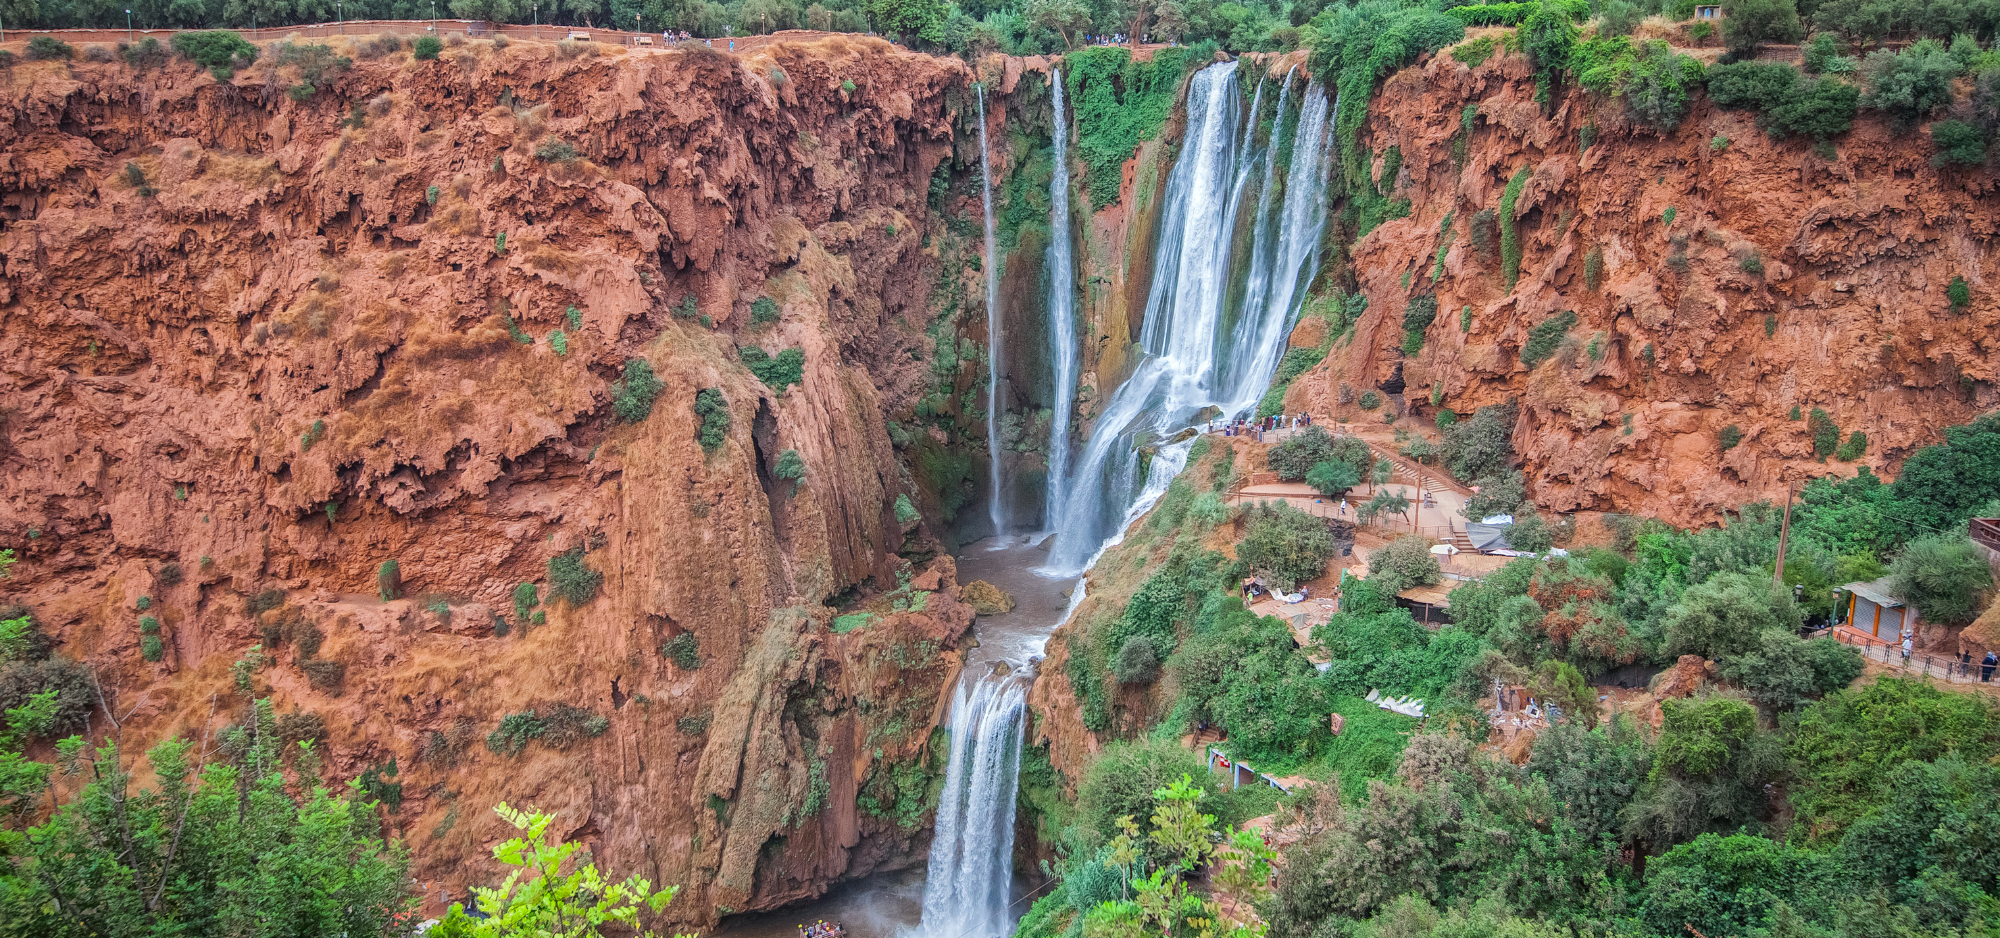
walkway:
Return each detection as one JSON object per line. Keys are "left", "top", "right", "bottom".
{"left": 1218, "top": 418, "right": 1477, "bottom": 547}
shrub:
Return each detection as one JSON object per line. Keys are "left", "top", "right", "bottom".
{"left": 1802, "top": 31, "right": 1846, "bottom": 74}
{"left": 1520, "top": 310, "right": 1578, "bottom": 369}
{"left": 155, "top": 563, "right": 182, "bottom": 587}
{"left": 1452, "top": 34, "right": 1498, "bottom": 67}
{"left": 1835, "top": 431, "right": 1868, "bottom": 461}
{"left": 1720, "top": 425, "right": 1743, "bottom": 451}
{"left": 1663, "top": 572, "right": 1804, "bottom": 660}
{"left": 1641, "top": 833, "right": 1836, "bottom": 938}
{"left": 1716, "top": 630, "right": 1863, "bottom": 712}
{"left": 774, "top": 449, "right": 806, "bottom": 492}
{"left": 541, "top": 703, "right": 609, "bottom": 748}
{"left": 1721, "top": 0, "right": 1802, "bottom": 58}
{"left": 565, "top": 305, "right": 582, "bottom": 330}
{"left": 1358, "top": 390, "right": 1382, "bottom": 410}
{"left": 1738, "top": 250, "right": 1764, "bottom": 275}
{"left": 1949, "top": 275, "right": 1972, "bottom": 310}
{"left": 1573, "top": 36, "right": 1705, "bottom": 132}
{"left": 1887, "top": 534, "right": 1994, "bottom": 625}
{"left": 677, "top": 711, "right": 712, "bottom": 734}
{"left": 612, "top": 358, "right": 663, "bottom": 423}
{"left": 141, "top": 635, "right": 164, "bottom": 661}
{"left": 1237, "top": 501, "right": 1336, "bottom": 589}
{"left": 661, "top": 632, "right": 700, "bottom": 669}
{"left": 1808, "top": 408, "right": 1840, "bottom": 459}
{"left": 1401, "top": 294, "right": 1438, "bottom": 355}
{"left": 1791, "top": 677, "right": 2000, "bottom": 839}
{"left": 893, "top": 494, "right": 920, "bottom": 526}
{"left": 27, "top": 36, "right": 73, "bottom": 61}
{"left": 694, "top": 388, "right": 730, "bottom": 451}
{"left": 487, "top": 710, "right": 547, "bottom": 756}
{"left": 1860, "top": 40, "right": 1959, "bottom": 126}
{"left": 1932, "top": 120, "right": 1988, "bottom": 166}
{"left": 546, "top": 548, "right": 602, "bottom": 607}
{"left": 739, "top": 346, "right": 806, "bottom": 392}
{"left": 300, "top": 658, "right": 345, "bottom": 693}
{"left": 534, "top": 138, "right": 580, "bottom": 163}
{"left": 123, "top": 163, "right": 157, "bottom": 197}
{"left": 1269, "top": 426, "right": 1366, "bottom": 481}
{"left": 414, "top": 35, "right": 442, "bottom": 59}
{"left": 1766, "top": 76, "right": 1859, "bottom": 139}
{"left": 120, "top": 37, "right": 169, "bottom": 68}
{"left": 750, "top": 296, "right": 780, "bottom": 324}
{"left": 1583, "top": 247, "right": 1604, "bottom": 291}
{"left": 512, "top": 583, "right": 538, "bottom": 621}
{"left": 1599, "top": 0, "right": 1642, "bottom": 35}
{"left": 1442, "top": 405, "right": 1516, "bottom": 483}
{"left": 1111, "top": 635, "right": 1161, "bottom": 684}
{"left": 376, "top": 560, "right": 400, "bottom": 601}
{"left": 135, "top": 596, "right": 152, "bottom": 612}
{"left": 170, "top": 30, "right": 256, "bottom": 77}
{"left": 1368, "top": 535, "right": 1443, "bottom": 597}
{"left": 1499, "top": 165, "right": 1532, "bottom": 288}
{"left": 548, "top": 329, "right": 568, "bottom": 356}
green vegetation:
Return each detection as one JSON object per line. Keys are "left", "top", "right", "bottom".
{"left": 695, "top": 388, "right": 730, "bottom": 452}
{"left": 431, "top": 804, "right": 678, "bottom": 937}
{"left": 775, "top": 448, "right": 806, "bottom": 493}
{"left": 1808, "top": 407, "right": 1840, "bottom": 459}
{"left": 534, "top": 138, "right": 580, "bottom": 163}
{"left": 413, "top": 34, "right": 442, "bottom": 60}
{"left": 612, "top": 358, "right": 663, "bottom": 423}
{"left": 661, "top": 632, "right": 701, "bottom": 669}
{"left": 1707, "top": 60, "right": 1858, "bottom": 139}
{"left": 1835, "top": 429, "right": 1868, "bottom": 461}
{"left": 1950, "top": 274, "right": 1973, "bottom": 310}
{"left": 1451, "top": 34, "right": 1498, "bottom": 67}
{"left": 750, "top": 296, "right": 780, "bottom": 324}
{"left": 1498, "top": 166, "right": 1531, "bottom": 288}
{"left": 376, "top": 559, "right": 400, "bottom": 601}
{"left": 1064, "top": 47, "right": 1207, "bottom": 208}
{"left": 546, "top": 548, "right": 602, "bottom": 607}
{"left": 26, "top": 36, "right": 72, "bottom": 60}
{"left": 739, "top": 345, "right": 806, "bottom": 392}
{"left": 170, "top": 30, "right": 256, "bottom": 78}
{"left": 831, "top": 612, "right": 878, "bottom": 633}
{"left": 1572, "top": 36, "right": 1705, "bottom": 131}
{"left": 1400, "top": 293, "right": 1437, "bottom": 355}
{"left": 1719, "top": 424, "right": 1743, "bottom": 451}
{"left": 549, "top": 329, "right": 568, "bottom": 356}
{"left": 1520, "top": 309, "right": 1578, "bottom": 369}
{"left": 512, "top": 582, "right": 538, "bottom": 621}
{"left": 1237, "top": 501, "right": 1335, "bottom": 590}
{"left": 486, "top": 710, "right": 547, "bottom": 755}
{"left": 1887, "top": 533, "right": 1993, "bottom": 625}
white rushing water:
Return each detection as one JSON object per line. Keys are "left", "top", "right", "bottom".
{"left": 978, "top": 86, "right": 1006, "bottom": 538}
{"left": 1042, "top": 62, "right": 1334, "bottom": 576}
{"left": 915, "top": 675, "right": 1027, "bottom": 938}
{"left": 1042, "top": 70, "right": 1080, "bottom": 534}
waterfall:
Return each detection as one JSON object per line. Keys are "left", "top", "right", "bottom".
{"left": 1042, "top": 62, "right": 1334, "bottom": 576}
{"left": 916, "top": 675, "right": 1027, "bottom": 938}
{"left": 1221, "top": 68, "right": 1293, "bottom": 399}
{"left": 1043, "top": 69, "right": 1080, "bottom": 534}
{"left": 978, "top": 86, "right": 1006, "bottom": 538}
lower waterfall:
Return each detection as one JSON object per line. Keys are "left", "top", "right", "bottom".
{"left": 916, "top": 674, "right": 1028, "bottom": 938}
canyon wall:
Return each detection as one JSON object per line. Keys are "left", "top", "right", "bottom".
{"left": 1295, "top": 47, "right": 2000, "bottom": 527}
{"left": 0, "top": 34, "right": 997, "bottom": 923}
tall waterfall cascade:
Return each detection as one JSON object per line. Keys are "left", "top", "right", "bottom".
{"left": 1042, "top": 62, "right": 1334, "bottom": 575}
{"left": 915, "top": 675, "right": 1028, "bottom": 938}
{"left": 978, "top": 86, "right": 1006, "bottom": 538}
{"left": 1042, "top": 69, "right": 1081, "bottom": 534}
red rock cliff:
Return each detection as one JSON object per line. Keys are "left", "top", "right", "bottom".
{"left": 1296, "top": 48, "right": 1999, "bottom": 526}
{"left": 0, "top": 34, "right": 986, "bottom": 923}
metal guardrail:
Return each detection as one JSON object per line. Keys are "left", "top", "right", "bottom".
{"left": 1828, "top": 628, "right": 1996, "bottom": 684}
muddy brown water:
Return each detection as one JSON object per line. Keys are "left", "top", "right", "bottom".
{"left": 708, "top": 535, "right": 1078, "bottom": 938}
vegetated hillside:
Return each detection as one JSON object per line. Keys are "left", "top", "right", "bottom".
{"left": 1294, "top": 40, "right": 1999, "bottom": 527}
{"left": 0, "top": 33, "right": 999, "bottom": 922}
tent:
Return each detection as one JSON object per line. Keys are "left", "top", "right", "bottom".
{"left": 1465, "top": 522, "right": 1513, "bottom": 552}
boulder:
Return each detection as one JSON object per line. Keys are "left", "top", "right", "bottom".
{"left": 962, "top": 580, "right": 1015, "bottom": 616}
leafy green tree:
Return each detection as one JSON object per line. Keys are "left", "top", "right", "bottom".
{"left": 1527, "top": 715, "right": 1653, "bottom": 842}
{"left": 1628, "top": 693, "right": 1786, "bottom": 847}
{"left": 1521, "top": 0, "right": 1578, "bottom": 108}
{"left": 1367, "top": 535, "right": 1441, "bottom": 598}
{"left": 1722, "top": 0, "right": 1804, "bottom": 57}
{"left": 1931, "top": 118, "right": 1989, "bottom": 165}
{"left": 869, "top": 0, "right": 948, "bottom": 42}
{"left": 1716, "top": 629, "right": 1862, "bottom": 711}
{"left": 433, "top": 804, "right": 680, "bottom": 937}
{"left": 1304, "top": 459, "right": 1361, "bottom": 499}
{"left": 1236, "top": 501, "right": 1334, "bottom": 590}
{"left": 1661, "top": 571, "right": 1802, "bottom": 660}
{"left": 1790, "top": 677, "right": 2000, "bottom": 840}
{"left": 1640, "top": 833, "right": 1837, "bottom": 937}
{"left": 1439, "top": 404, "right": 1514, "bottom": 482}
{"left": 1859, "top": 39, "right": 1960, "bottom": 125}
{"left": 1887, "top": 533, "right": 1993, "bottom": 624}
{"left": 1886, "top": 412, "right": 2000, "bottom": 540}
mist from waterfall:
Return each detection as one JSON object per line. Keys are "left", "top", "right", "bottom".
{"left": 1042, "top": 70, "right": 1080, "bottom": 535}
{"left": 1042, "top": 62, "right": 1334, "bottom": 576}
{"left": 915, "top": 675, "right": 1027, "bottom": 938}
{"left": 978, "top": 86, "right": 1006, "bottom": 538}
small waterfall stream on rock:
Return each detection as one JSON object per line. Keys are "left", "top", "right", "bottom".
{"left": 1042, "top": 69, "right": 1080, "bottom": 534}
{"left": 915, "top": 675, "right": 1028, "bottom": 938}
{"left": 978, "top": 86, "right": 1006, "bottom": 539}
{"left": 1043, "top": 62, "right": 1333, "bottom": 576}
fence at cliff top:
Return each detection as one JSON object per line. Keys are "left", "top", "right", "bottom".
{"left": 0, "top": 22, "right": 866, "bottom": 52}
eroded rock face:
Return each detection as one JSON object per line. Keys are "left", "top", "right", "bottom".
{"left": 1295, "top": 51, "right": 2000, "bottom": 527}
{"left": 0, "top": 36, "right": 980, "bottom": 924}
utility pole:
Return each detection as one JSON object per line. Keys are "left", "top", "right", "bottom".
{"left": 1773, "top": 481, "right": 1796, "bottom": 588}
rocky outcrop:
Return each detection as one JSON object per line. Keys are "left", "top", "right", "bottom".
{"left": 0, "top": 34, "right": 981, "bottom": 924}
{"left": 1295, "top": 48, "right": 2000, "bottom": 527}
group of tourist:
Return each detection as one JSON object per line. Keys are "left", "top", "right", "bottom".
{"left": 797, "top": 921, "right": 845, "bottom": 938}
{"left": 1209, "top": 411, "right": 1312, "bottom": 442}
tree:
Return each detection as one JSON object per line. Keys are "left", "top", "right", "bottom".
{"left": 1661, "top": 571, "right": 1803, "bottom": 660}
{"left": 1237, "top": 501, "right": 1334, "bottom": 590}
{"left": 1305, "top": 459, "right": 1361, "bottom": 498}
{"left": 1886, "top": 412, "right": 2000, "bottom": 539}
{"left": 1521, "top": 0, "right": 1578, "bottom": 108}
{"left": 1715, "top": 629, "right": 1863, "bottom": 711}
{"left": 1356, "top": 489, "right": 1409, "bottom": 527}
{"left": 1722, "top": 0, "right": 1803, "bottom": 57}
{"left": 433, "top": 804, "right": 681, "bottom": 937}
{"left": 1368, "top": 535, "right": 1441, "bottom": 598}
{"left": 1641, "top": 833, "right": 1837, "bottom": 938}
{"left": 1887, "top": 533, "right": 1993, "bottom": 625}
{"left": 869, "top": 0, "right": 948, "bottom": 43}
{"left": 1440, "top": 404, "right": 1514, "bottom": 482}
{"left": 1112, "top": 635, "right": 1161, "bottom": 684}
{"left": 1859, "top": 39, "right": 1960, "bottom": 125}
{"left": 1022, "top": 0, "right": 1089, "bottom": 46}
{"left": 450, "top": 0, "right": 522, "bottom": 22}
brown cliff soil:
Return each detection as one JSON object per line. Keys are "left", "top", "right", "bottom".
{"left": 1294, "top": 48, "right": 2000, "bottom": 527}
{"left": 0, "top": 34, "right": 986, "bottom": 924}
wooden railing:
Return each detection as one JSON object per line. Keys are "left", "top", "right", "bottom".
{"left": 1971, "top": 518, "right": 2000, "bottom": 555}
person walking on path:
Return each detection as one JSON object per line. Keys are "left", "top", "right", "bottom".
{"left": 1984, "top": 651, "right": 1997, "bottom": 683}
{"left": 1901, "top": 630, "right": 1914, "bottom": 662}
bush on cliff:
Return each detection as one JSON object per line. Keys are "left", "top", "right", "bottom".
{"left": 171, "top": 30, "right": 257, "bottom": 79}
{"left": 612, "top": 358, "right": 662, "bottom": 423}
{"left": 546, "top": 548, "right": 602, "bottom": 607}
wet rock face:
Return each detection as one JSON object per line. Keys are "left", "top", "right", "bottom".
{"left": 0, "top": 37, "right": 980, "bottom": 924}
{"left": 1295, "top": 50, "right": 2000, "bottom": 527}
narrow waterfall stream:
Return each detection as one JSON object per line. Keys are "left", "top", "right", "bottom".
{"left": 1042, "top": 70, "right": 1080, "bottom": 534}
{"left": 916, "top": 676, "right": 1028, "bottom": 938}
{"left": 978, "top": 86, "right": 1006, "bottom": 538}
